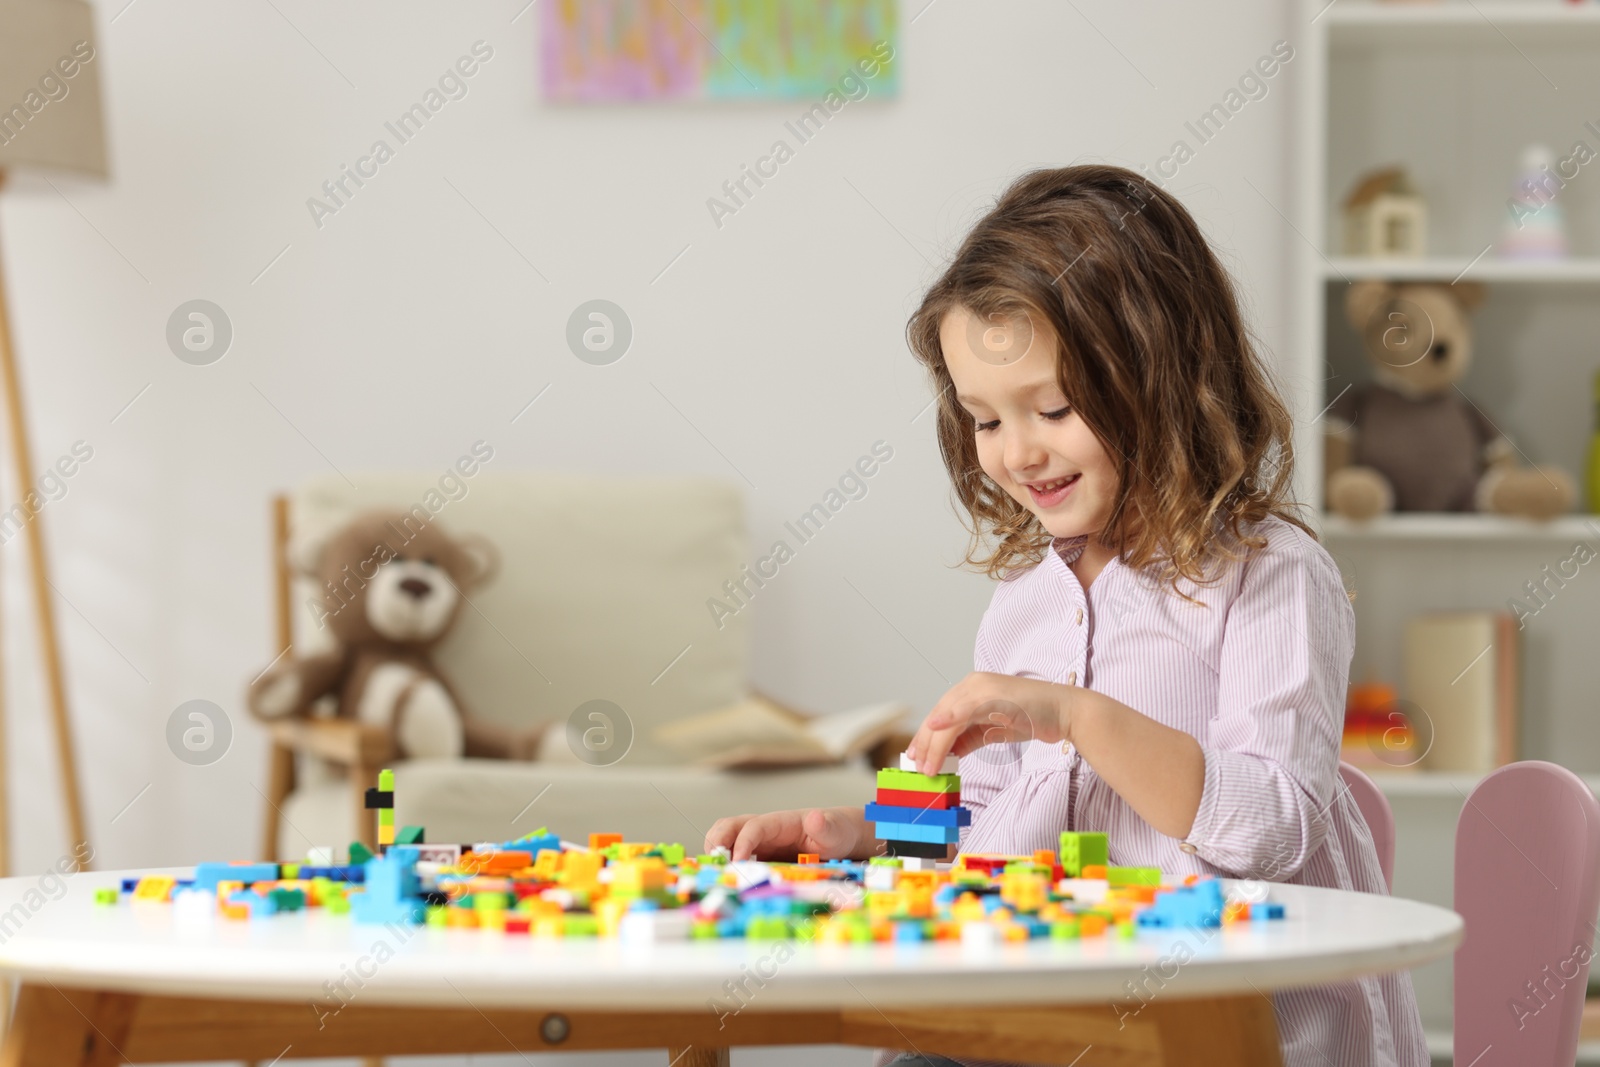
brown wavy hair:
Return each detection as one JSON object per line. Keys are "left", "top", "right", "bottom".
{"left": 907, "top": 164, "right": 1313, "bottom": 596}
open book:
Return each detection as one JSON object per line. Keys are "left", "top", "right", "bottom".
{"left": 652, "top": 693, "right": 912, "bottom": 770}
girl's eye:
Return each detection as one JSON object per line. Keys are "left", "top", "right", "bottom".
{"left": 1043, "top": 406, "right": 1073, "bottom": 421}
{"left": 975, "top": 419, "right": 1000, "bottom": 433}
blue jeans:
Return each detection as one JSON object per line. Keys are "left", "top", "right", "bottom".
{"left": 883, "top": 1056, "right": 967, "bottom": 1067}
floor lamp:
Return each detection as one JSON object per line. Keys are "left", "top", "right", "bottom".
{"left": 0, "top": 0, "right": 107, "bottom": 879}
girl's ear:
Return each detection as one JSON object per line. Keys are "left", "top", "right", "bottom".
{"left": 1344, "top": 280, "right": 1395, "bottom": 335}
{"left": 453, "top": 533, "right": 500, "bottom": 590}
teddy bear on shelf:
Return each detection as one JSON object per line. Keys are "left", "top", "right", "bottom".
{"left": 1325, "top": 280, "right": 1575, "bottom": 521}
{"left": 246, "top": 510, "right": 550, "bottom": 761}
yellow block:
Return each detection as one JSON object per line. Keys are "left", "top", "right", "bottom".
{"left": 133, "top": 875, "right": 176, "bottom": 902}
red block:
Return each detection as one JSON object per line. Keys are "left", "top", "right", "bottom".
{"left": 875, "top": 788, "right": 962, "bottom": 810}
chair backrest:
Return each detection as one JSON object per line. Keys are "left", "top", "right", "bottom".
{"left": 284, "top": 470, "right": 751, "bottom": 766}
{"left": 1339, "top": 761, "right": 1394, "bottom": 892}
{"left": 1454, "top": 761, "right": 1600, "bottom": 1067}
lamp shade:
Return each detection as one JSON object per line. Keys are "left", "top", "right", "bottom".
{"left": 0, "top": 0, "right": 107, "bottom": 177}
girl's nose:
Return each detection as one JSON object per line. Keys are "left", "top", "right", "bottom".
{"left": 1002, "top": 425, "right": 1049, "bottom": 475}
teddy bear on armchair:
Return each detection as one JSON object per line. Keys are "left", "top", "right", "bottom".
{"left": 1325, "top": 280, "right": 1575, "bottom": 521}
{"left": 246, "top": 510, "right": 549, "bottom": 760}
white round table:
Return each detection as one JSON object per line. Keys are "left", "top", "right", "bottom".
{"left": 0, "top": 866, "right": 1461, "bottom": 1067}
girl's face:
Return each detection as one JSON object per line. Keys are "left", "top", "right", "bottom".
{"left": 940, "top": 306, "right": 1119, "bottom": 543}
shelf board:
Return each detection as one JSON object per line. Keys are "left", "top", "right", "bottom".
{"left": 1319, "top": 513, "right": 1600, "bottom": 542}
{"left": 1323, "top": 257, "right": 1600, "bottom": 284}
{"left": 1327, "top": 3, "right": 1600, "bottom": 47}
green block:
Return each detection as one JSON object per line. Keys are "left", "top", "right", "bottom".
{"left": 562, "top": 913, "right": 599, "bottom": 937}
{"left": 93, "top": 887, "right": 118, "bottom": 905}
{"left": 875, "top": 768, "right": 960, "bottom": 793}
{"left": 268, "top": 888, "right": 306, "bottom": 911}
{"left": 281, "top": 863, "right": 301, "bottom": 879}
{"left": 473, "top": 891, "right": 511, "bottom": 912}
{"left": 378, "top": 809, "right": 395, "bottom": 826}
{"left": 1116, "top": 919, "right": 1137, "bottom": 940}
{"left": 378, "top": 768, "right": 395, "bottom": 791}
{"left": 658, "top": 843, "right": 685, "bottom": 865}
{"left": 1050, "top": 918, "right": 1080, "bottom": 940}
{"left": 746, "top": 916, "right": 789, "bottom": 938}
{"left": 396, "top": 826, "right": 424, "bottom": 845}
{"left": 349, "top": 841, "right": 374, "bottom": 865}
{"left": 696, "top": 852, "right": 728, "bottom": 867}
{"left": 1058, "top": 832, "right": 1108, "bottom": 877}
{"left": 691, "top": 918, "right": 720, "bottom": 939}
{"left": 325, "top": 891, "right": 351, "bottom": 915}
{"left": 1107, "top": 866, "right": 1162, "bottom": 887}
{"left": 426, "top": 905, "right": 449, "bottom": 927}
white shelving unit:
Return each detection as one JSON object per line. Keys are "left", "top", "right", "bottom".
{"left": 1296, "top": 2, "right": 1600, "bottom": 1059}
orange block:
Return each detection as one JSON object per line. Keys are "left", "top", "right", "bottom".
{"left": 1081, "top": 865, "right": 1108, "bottom": 880}
{"left": 589, "top": 833, "right": 623, "bottom": 852}
{"left": 798, "top": 853, "right": 819, "bottom": 864}
{"left": 473, "top": 850, "right": 533, "bottom": 875}
{"left": 1079, "top": 913, "right": 1109, "bottom": 936}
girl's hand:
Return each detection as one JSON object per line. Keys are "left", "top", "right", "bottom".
{"left": 907, "top": 672, "right": 1076, "bottom": 776}
{"left": 704, "top": 807, "right": 867, "bottom": 862}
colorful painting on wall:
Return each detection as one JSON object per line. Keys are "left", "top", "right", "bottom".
{"left": 540, "top": 0, "right": 899, "bottom": 102}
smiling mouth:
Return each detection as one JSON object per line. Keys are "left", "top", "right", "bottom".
{"left": 1025, "top": 474, "right": 1080, "bottom": 506}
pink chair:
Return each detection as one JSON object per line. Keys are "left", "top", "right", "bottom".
{"left": 1454, "top": 761, "right": 1600, "bottom": 1067}
{"left": 1339, "top": 761, "right": 1395, "bottom": 892}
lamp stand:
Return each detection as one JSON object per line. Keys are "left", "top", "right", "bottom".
{"left": 0, "top": 169, "right": 91, "bottom": 877}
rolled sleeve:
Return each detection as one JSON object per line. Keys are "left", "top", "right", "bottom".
{"left": 1181, "top": 532, "right": 1354, "bottom": 880}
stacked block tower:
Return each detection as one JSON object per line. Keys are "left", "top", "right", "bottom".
{"left": 367, "top": 768, "right": 396, "bottom": 848}
{"left": 864, "top": 752, "right": 970, "bottom": 870}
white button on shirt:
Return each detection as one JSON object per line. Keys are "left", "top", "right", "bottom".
{"left": 951, "top": 514, "right": 1426, "bottom": 1067}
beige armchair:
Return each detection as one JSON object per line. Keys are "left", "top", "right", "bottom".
{"left": 258, "top": 470, "right": 913, "bottom": 860}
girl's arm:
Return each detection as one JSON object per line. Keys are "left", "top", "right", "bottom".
{"left": 1064, "top": 688, "right": 1205, "bottom": 840}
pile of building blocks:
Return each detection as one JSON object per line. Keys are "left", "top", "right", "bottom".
{"left": 98, "top": 762, "right": 1287, "bottom": 942}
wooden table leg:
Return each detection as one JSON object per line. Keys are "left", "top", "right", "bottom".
{"left": 0, "top": 984, "right": 136, "bottom": 1067}
{"left": 667, "top": 1047, "right": 730, "bottom": 1067}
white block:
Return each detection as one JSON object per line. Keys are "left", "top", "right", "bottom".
{"left": 1056, "top": 878, "right": 1109, "bottom": 906}
{"left": 901, "top": 857, "right": 934, "bottom": 872}
{"left": 864, "top": 865, "right": 899, "bottom": 891}
{"left": 960, "top": 921, "right": 999, "bottom": 947}
{"left": 172, "top": 888, "right": 216, "bottom": 928}
{"left": 898, "top": 751, "right": 959, "bottom": 774}
{"left": 306, "top": 846, "right": 334, "bottom": 866}
{"left": 619, "top": 908, "right": 692, "bottom": 943}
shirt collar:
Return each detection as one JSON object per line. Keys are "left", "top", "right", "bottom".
{"left": 1050, "top": 533, "right": 1091, "bottom": 566}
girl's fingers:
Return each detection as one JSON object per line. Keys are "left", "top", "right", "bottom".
{"left": 801, "top": 808, "right": 856, "bottom": 859}
{"left": 704, "top": 815, "right": 748, "bottom": 853}
{"left": 730, "top": 811, "right": 805, "bottom": 862}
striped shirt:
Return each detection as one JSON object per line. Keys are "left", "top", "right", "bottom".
{"left": 873, "top": 514, "right": 1427, "bottom": 1067}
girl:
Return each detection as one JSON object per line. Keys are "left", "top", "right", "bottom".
{"left": 704, "top": 164, "right": 1427, "bottom": 1067}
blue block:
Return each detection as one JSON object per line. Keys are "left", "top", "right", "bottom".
{"left": 1250, "top": 902, "right": 1285, "bottom": 921}
{"left": 193, "top": 863, "right": 280, "bottom": 891}
{"left": 870, "top": 820, "right": 962, "bottom": 845}
{"left": 864, "top": 803, "right": 971, "bottom": 828}
{"left": 351, "top": 846, "right": 424, "bottom": 925}
{"left": 893, "top": 921, "right": 925, "bottom": 941}
{"left": 1136, "top": 879, "right": 1224, "bottom": 929}
{"left": 298, "top": 865, "right": 366, "bottom": 883}
{"left": 226, "top": 889, "right": 278, "bottom": 917}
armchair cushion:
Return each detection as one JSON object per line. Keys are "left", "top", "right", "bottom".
{"left": 287, "top": 470, "right": 750, "bottom": 766}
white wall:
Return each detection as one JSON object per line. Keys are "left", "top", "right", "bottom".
{"left": 0, "top": 0, "right": 1296, "bottom": 874}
